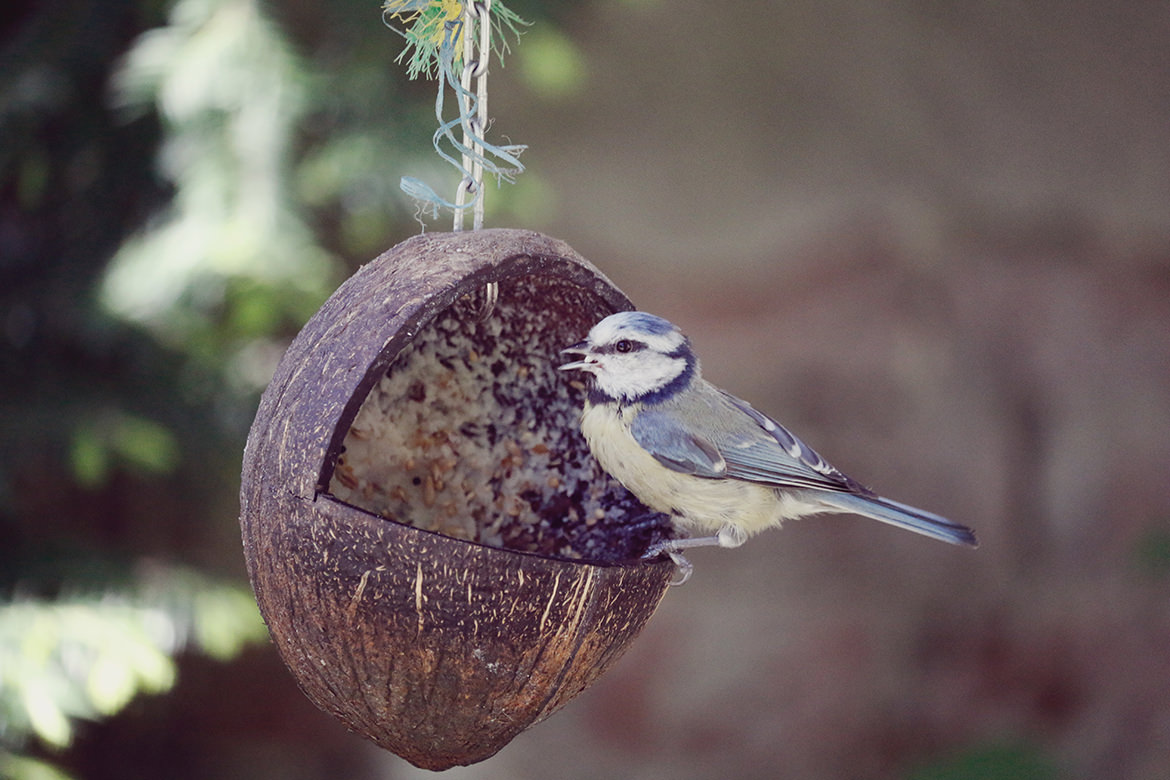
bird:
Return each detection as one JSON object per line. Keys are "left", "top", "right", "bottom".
{"left": 559, "top": 311, "right": 977, "bottom": 583}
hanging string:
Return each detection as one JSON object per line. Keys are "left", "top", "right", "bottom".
{"left": 384, "top": 1, "right": 526, "bottom": 230}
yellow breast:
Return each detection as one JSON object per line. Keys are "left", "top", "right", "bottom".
{"left": 580, "top": 402, "right": 788, "bottom": 537}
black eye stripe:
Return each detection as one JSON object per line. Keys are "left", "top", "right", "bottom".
{"left": 599, "top": 339, "right": 645, "bottom": 355}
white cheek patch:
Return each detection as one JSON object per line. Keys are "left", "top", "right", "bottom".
{"left": 592, "top": 353, "right": 687, "bottom": 401}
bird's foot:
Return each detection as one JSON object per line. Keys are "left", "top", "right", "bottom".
{"left": 642, "top": 539, "right": 700, "bottom": 586}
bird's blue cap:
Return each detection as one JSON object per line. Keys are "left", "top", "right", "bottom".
{"left": 611, "top": 311, "right": 678, "bottom": 336}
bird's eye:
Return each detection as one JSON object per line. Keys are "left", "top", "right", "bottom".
{"left": 615, "top": 340, "right": 634, "bottom": 353}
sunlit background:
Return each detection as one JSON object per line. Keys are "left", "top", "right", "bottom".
{"left": 2, "top": 0, "right": 1169, "bottom": 778}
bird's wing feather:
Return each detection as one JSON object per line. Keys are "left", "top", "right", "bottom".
{"left": 630, "top": 387, "right": 870, "bottom": 494}
{"left": 629, "top": 375, "right": 882, "bottom": 497}
{"left": 710, "top": 390, "right": 873, "bottom": 494}
{"left": 629, "top": 410, "right": 727, "bottom": 478}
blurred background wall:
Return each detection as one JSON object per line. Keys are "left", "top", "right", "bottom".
{"left": 2, "top": 0, "right": 1168, "bottom": 778}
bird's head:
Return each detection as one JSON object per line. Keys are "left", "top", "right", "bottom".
{"left": 559, "top": 311, "right": 696, "bottom": 404}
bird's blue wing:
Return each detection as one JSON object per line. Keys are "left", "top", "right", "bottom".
{"left": 630, "top": 393, "right": 868, "bottom": 494}
{"left": 712, "top": 391, "right": 874, "bottom": 495}
{"left": 629, "top": 410, "right": 728, "bottom": 478}
{"left": 632, "top": 389, "right": 977, "bottom": 547}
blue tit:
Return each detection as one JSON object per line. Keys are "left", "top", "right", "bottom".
{"left": 559, "top": 311, "right": 977, "bottom": 582}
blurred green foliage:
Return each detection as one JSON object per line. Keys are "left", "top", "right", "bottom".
{"left": 907, "top": 742, "right": 1061, "bottom": 780}
{"left": 1133, "top": 526, "right": 1170, "bottom": 577}
{"left": 0, "top": 753, "right": 74, "bottom": 780}
{"left": 68, "top": 412, "right": 180, "bottom": 488}
{"left": 103, "top": 0, "right": 336, "bottom": 358}
{"left": 514, "top": 27, "right": 586, "bottom": 100}
{"left": 0, "top": 566, "right": 265, "bottom": 752}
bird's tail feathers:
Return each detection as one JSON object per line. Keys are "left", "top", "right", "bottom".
{"left": 817, "top": 492, "right": 978, "bottom": 548}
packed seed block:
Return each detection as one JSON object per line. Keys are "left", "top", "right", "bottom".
{"left": 328, "top": 274, "right": 672, "bottom": 562}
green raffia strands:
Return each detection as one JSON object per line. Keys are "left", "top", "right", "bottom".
{"left": 382, "top": 0, "right": 527, "bottom": 80}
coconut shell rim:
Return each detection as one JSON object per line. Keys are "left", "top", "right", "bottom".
{"left": 320, "top": 491, "right": 675, "bottom": 571}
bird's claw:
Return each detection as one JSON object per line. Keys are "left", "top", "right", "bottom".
{"left": 642, "top": 541, "right": 693, "bottom": 586}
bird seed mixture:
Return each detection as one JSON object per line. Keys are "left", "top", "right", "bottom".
{"left": 328, "top": 274, "right": 673, "bottom": 562}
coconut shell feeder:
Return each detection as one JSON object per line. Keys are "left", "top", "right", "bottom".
{"left": 240, "top": 229, "right": 676, "bottom": 770}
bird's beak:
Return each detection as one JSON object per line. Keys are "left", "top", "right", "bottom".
{"left": 558, "top": 342, "right": 595, "bottom": 372}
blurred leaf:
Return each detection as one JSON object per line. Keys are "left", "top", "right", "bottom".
{"left": 16, "top": 152, "right": 50, "bottom": 209}
{"left": 19, "top": 683, "right": 71, "bottom": 748}
{"left": 1133, "top": 525, "right": 1170, "bottom": 577}
{"left": 87, "top": 632, "right": 175, "bottom": 716}
{"left": 517, "top": 27, "right": 586, "bottom": 99}
{"left": 103, "top": 0, "right": 337, "bottom": 352}
{"left": 0, "top": 566, "right": 265, "bottom": 753}
{"left": 908, "top": 742, "right": 1061, "bottom": 780}
{"left": 0, "top": 752, "right": 75, "bottom": 780}
{"left": 110, "top": 415, "right": 180, "bottom": 475}
{"left": 87, "top": 651, "right": 141, "bottom": 715}
{"left": 191, "top": 583, "right": 268, "bottom": 661}
{"left": 67, "top": 412, "right": 180, "bottom": 488}
{"left": 67, "top": 428, "right": 109, "bottom": 488}
{"left": 499, "top": 172, "right": 557, "bottom": 224}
